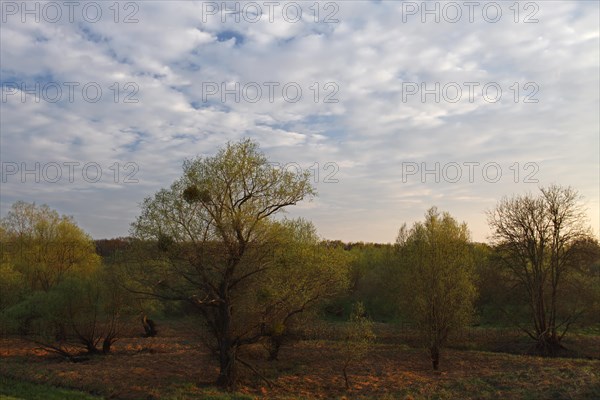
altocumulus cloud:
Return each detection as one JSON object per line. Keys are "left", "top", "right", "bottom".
{"left": 1, "top": 0, "right": 598, "bottom": 242}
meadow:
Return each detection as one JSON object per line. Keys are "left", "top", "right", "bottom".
{"left": 1, "top": 321, "right": 599, "bottom": 400}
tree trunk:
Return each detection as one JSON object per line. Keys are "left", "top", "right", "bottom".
{"left": 267, "top": 336, "right": 282, "bottom": 361}
{"left": 535, "top": 333, "right": 563, "bottom": 356}
{"left": 54, "top": 323, "right": 67, "bottom": 342}
{"left": 215, "top": 276, "right": 239, "bottom": 389}
{"left": 85, "top": 341, "right": 100, "bottom": 355}
{"left": 216, "top": 339, "right": 237, "bottom": 390}
{"left": 102, "top": 338, "right": 113, "bottom": 354}
{"left": 342, "top": 359, "right": 350, "bottom": 390}
{"left": 430, "top": 345, "right": 440, "bottom": 370}
{"left": 142, "top": 315, "right": 157, "bottom": 337}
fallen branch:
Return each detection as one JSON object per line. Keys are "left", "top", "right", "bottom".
{"left": 236, "top": 357, "right": 275, "bottom": 388}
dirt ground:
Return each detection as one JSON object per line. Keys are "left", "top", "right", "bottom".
{"left": 1, "top": 322, "right": 599, "bottom": 399}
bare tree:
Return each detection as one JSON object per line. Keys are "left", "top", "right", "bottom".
{"left": 487, "top": 185, "right": 593, "bottom": 355}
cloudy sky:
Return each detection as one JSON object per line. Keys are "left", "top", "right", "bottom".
{"left": 1, "top": 1, "right": 598, "bottom": 243}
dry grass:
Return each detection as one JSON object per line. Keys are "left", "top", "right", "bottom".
{"left": 1, "top": 321, "right": 599, "bottom": 399}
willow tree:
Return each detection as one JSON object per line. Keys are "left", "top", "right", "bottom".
{"left": 0, "top": 202, "right": 131, "bottom": 356}
{"left": 130, "top": 139, "right": 316, "bottom": 389}
{"left": 0, "top": 201, "right": 100, "bottom": 292}
{"left": 396, "top": 207, "right": 476, "bottom": 370}
{"left": 259, "top": 218, "right": 350, "bottom": 360}
{"left": 487, "top": 185, "right": 593, "bottom": 355}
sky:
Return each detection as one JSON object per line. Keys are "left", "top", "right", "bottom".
{"left": 1, "top": 0, "right": 599, "bottom": 243}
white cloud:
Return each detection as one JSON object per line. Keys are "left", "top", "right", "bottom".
{"left": 1, "top": 1, "right": 598, "bottom": 242}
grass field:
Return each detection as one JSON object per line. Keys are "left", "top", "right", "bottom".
{"left": 0, "top": 377, "right": 102, "bottom": 399}
{"left": 1, "top": 321, "right": 599, "bottom": 399}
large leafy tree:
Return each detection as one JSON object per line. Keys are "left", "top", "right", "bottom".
{"left": 487, "top": 185, "right": 595, "bottom": 354}
{"left": 259, "top": 218, "right": 350, "bottom": 360}
{"left": 130, "top": 139, "right": 317, "bottom": 388}
{"left": 1, "top": 202, "right": 131, "bottom": 356}
{"left": 396, "top": 207, "right": 476, "bottom": 370}
{"left": 0, "top": 201, "right": 100, "bottom": 292}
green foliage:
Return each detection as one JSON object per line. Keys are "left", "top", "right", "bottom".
{"left": 340, "top": 301, "right": 375, "bottom": 389}
{"left": 257, "top": 218, "right": 351, "bottom": 359}
{"left": 396, "top": 207, "right": 476, "bottom": 369}
{"left": 0, "top": 201, "right": 100, "bottom": 293}
{"left": 0, "top": 202, "right": 134, "bottom": 355}
{"left": 345, "top": 244, "right": 400, "bottom": 320}
{"left": 3, "top": 265, "right": 135, "bottom": 355}
{"left": 471, "top": 242, "right": 520, "bottom": 326}
{"left": 555, "top": 237, "right": 600, "bottom": 328}
{"left": 129, "top": 138, "right": 319, "bottom": 388}
{"left": 263, "top": 218, "right": 351, "bottom": 322}
{"left": 0, "top": 261, "right": 26, "bottom": 313}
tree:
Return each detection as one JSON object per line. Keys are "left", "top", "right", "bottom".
{"left": 130, "top": 139, "right": 316, "bottom": 389}
{"left": 396, "top": 207, "right": 476, "bottom": 370}
{"left": 0, "top": 202, "right": 133, "bottom": 357}
{"left": 0, "top": 225, "right": 26, "bottom": 313}
{"left": 0, "top": 201, "right": 100, "bottom": 292}
{"left": 565, "top": 237, "right": 600, "bottom": 327}
{"left": 345, "top": 244, "right": 401, "bottom": 321}
{"left": 340, "top": 301, "right": 375, "bottom": 390}
{"left": 487, "top": 185, "right": 595, "bottom": 354}
{"left": 471, "top": 242, "right": 517, "bottom": 325}
{"left": 41, "top": 272, "right": 129, "bottom": 355}
{"left": 0, "top": 201, "right": 101, "bottom": 337}
{"left": 259, "top": 218, "right": 350, "bottom": 360}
